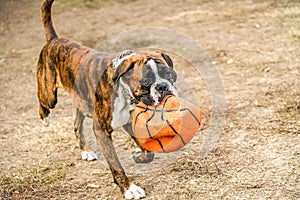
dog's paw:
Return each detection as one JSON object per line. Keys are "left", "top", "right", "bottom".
{"left": 124, "top": 183, "right": 146, "bottom": 199}
{"left": 41, "top": 114, "right": 51, "bottom": 127}
{"left": 81, "top": 151, "right": 98, "bottom": 161}
{"left": 132, "top": 149, "right": 154, "bottom": 163}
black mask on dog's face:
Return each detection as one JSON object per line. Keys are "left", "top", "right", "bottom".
{"left": 114, "top": 52, "right": 178, "bottom": 106}
{"left": 134, "top": 59, "right": 177, "bottom": 105}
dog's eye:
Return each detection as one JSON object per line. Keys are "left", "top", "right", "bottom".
{"left": 164, "top": 73, "right": 174, "bottom": 83}
{"left": 164, "top": 73, "right": 171, "bottom": 79}
{"left": 141, "top": 78, "right": 153, "bottom": 88}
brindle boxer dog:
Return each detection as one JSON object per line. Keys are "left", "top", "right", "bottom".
{"left": 37, "top": 0, "right": 178, "bottom": 199}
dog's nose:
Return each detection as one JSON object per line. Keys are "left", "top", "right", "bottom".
{"left": 155, "top": 82, "right": 168, "bottom": 92}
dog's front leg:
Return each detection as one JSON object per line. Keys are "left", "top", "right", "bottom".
{"left": 93, "top": 119, "right": 146, "bottom": 199}
{"left": 123, "top": 123, "right": 154, "bottom": 164}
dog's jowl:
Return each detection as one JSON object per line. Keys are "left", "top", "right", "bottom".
{"left": 37, "top": 0, "right": 178, "bottom": 199}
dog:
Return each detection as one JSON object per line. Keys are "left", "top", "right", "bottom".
{"left": 37, "top": 0, "right": 178, "bottom": 199}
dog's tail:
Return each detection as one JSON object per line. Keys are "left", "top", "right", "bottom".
{"left": 41, "top": 0, "right": 58, "bottom": 42}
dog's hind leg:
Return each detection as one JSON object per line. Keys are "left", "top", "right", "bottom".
{"left": 39, "top": 103, "right": 51, "bottom": 126}
{"left": 37, "top": 58, "right": 57, "bottom": 126}
{"left": 73, "top": 108, "right": 98, "bottom": 161}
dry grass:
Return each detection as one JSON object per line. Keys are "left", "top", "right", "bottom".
{"left": 0, "top": 0, "right": 299, "bottom": 199}
{"left": 0, "top": 162, "right": 68, "bottom": 199}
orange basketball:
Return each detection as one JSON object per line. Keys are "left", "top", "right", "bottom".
{"left": 132, "top": 95, "right": 202, "bottom": 153}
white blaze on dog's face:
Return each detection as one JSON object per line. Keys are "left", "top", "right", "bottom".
{"left": 147, "top": 59, "right": 178, "bottom": 105}
{"left": 120, "top": 56, "right": 178, "bottom": 106}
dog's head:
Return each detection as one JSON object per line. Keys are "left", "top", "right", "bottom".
{"left": 113, "top": 50, "right": 178, "bottom": 106}
{"left": 111, "top": 50, "right": 178, "bottom": 128}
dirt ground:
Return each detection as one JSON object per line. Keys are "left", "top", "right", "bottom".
{"left": 0, "top": 0, "right": 299, "bottom": 199}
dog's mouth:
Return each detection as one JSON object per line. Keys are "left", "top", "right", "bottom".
{"left": 150, "top": 86, "right": 161, "bottom": 106}
{"left": 138, "top": 90, "right": 175, "bottom": 106}
{"left": 135, "top": 81, "right": 178, "bottom": 106}
{"left": 150, "top": 83, "right": 178, "bottom": 106}
{"left": 151, "top": 91, "right": 175, "bottom": 106}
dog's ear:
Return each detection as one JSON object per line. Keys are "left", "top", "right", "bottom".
{"left": 113, "top": 56, "right": 146, "bottom": 82}
{"left": 113, "top": 61, "right": 135, "bottom": 82}
{"left": 161, "top": 52, "right": 173, "bottom": 68}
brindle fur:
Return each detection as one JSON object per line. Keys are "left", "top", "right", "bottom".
{"left": 37, "top": 0, "right": 171, "bottom": 195}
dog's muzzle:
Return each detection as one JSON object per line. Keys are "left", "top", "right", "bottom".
{"left": 150, "top": 82, "right": 177, "bottom": 106}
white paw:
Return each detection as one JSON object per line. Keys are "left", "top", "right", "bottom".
{"left": 81, "top": 151, "right": 98, "bottom": 161}
{"left": 42, "top": 114, "right": 51, "bottom": 127}
{"left": 124, "top": 183, "right": 146, "bottom": 199}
